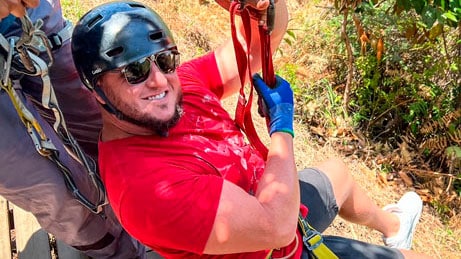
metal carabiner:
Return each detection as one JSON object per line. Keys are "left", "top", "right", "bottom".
{"left": 1, "top": 37, "right": 14, "bottom": 87}
{"left": 266, "top": 0, "right": 275, "bottom": 34}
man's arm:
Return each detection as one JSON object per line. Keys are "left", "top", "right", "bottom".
{"left": 202, "top": 1, "right": 295, "bottom": 254}
{"left": 204, "top": 75, "right": 299, "bottom": 254}
{"left": 215, "top": 0, "right": 289, "bottom": 99}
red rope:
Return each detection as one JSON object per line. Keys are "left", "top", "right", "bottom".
{"left": 230, "top": 1, "right": 275, "bottom": 160}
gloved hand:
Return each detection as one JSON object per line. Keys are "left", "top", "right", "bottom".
{"left": 253, "top": 73, "right": 294, "bottom": 137}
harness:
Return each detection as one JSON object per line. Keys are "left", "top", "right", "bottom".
{"left": 0, "top": 16, "right": 107, "bottom": 214}
{"left": 228, "top": 1, "right": 338, "bottom": 258}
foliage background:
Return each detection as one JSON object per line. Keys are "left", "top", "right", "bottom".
{"left": 63, "top": 0, "right": 461, "bottom": 258}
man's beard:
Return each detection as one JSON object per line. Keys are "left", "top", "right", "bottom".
{"left": 119, "top": 94, "right": 184, "bottom": 136}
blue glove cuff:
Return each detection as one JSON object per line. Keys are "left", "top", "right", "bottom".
{"left": 268, "top": 103, "right": 294, "bottom": 138}
{"left": 271, "top": 129, "right": 295, "bottom": 138}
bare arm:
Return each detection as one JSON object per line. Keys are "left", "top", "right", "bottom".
{"left": 205, "top": 60, "right": 298, "bottom": 256}
{"left": 201, "top": 0, "right": 297, "bottom": 254}
{"left": 204, "top": 131, "right": 298, "bottom": 254}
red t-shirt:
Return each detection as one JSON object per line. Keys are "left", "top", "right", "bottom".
{"left": 99, "top": 52, "right": 302, "bottom": 258}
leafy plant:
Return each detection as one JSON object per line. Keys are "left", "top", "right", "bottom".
{"left": 394, "top": 0, "right": 461, "bottom": 29}
{"left": 316, "top": 0, "right": 461, "bottom": 219}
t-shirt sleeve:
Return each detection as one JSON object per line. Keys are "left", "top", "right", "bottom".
{"left": 177, "top": 51, "right": 225, "bottom": 99}
{"left": 117, "top": 161, "right": 223, "bottom": 255}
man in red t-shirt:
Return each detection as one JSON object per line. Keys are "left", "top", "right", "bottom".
{"left": 71, "top": 1, "right": 433, "bottom": 258}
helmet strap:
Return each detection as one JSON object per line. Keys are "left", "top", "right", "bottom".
{"left": 94, "top": 87, "right": 124, "bottom": 120}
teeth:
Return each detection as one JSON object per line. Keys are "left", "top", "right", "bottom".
{"left": 147, "top": 91, "right": 166, "bottom": 100}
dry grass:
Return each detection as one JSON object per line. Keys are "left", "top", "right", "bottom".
{"left": 65, "top": 0, "right": 461, "bottom": 258}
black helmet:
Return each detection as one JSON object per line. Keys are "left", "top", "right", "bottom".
{"left": 71, "top": 1, "right": 176, "bottom": 90}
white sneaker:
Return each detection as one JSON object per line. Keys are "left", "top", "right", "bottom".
{"left": 382, "top": 191, "right": 423, "bottom": 249}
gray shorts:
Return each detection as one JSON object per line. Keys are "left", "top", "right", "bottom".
{"left": 298, "top": 168, "right": 404, "bottom": 259}
{"left": 298, "top": 168, "right": 339, "bottom": 232}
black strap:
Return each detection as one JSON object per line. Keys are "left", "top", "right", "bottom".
{"left": 73, "top": 232, "right": 115, "bottom": 251}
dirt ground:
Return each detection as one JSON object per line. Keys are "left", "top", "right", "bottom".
{"left": 294, "top": 131, "right": 461, "bottom": 259}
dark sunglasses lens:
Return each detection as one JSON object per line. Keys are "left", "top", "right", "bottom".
{"left": 124, "top": 58, "right": 151, "bottom": 84}
{"left": 155, "top": 52, "right": 180, "bottom": 74}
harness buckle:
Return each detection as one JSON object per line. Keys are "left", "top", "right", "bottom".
{"left": 238, "top": 93, "right": 247, "bottom": 106}
{"left": 266, "top": 0, "right": 275, "bottom": 33}
{"left": 47, "top": 20, "right": 73, "bottom": 51}
{"left": 48, "top": 33, "right": 63, "bottom": 51}
{"left": 303, "top": 228, "right": 324, "bottom": 251}
{"left": 28, "top": 128, "right": 56, "bottom": 156}
{"left": 1, "top": 36, "right": 14, "bottom": 87}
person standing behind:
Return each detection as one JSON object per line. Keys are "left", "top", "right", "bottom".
{"left": 0, "top": 0, "right": 146, "bottom": 257}
{"left": 72, "top": 1, "right": 433, "bottom": 258}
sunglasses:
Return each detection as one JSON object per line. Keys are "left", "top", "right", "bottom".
{"left": 117, "top": 50, "right": 181, "bottom": 85}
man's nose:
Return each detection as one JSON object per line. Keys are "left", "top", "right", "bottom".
{"left": 144, "top": 62, "right": 168, "bottom": 88}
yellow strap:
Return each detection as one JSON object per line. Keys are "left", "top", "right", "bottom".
{"left": 1, "top": 80, "right": 56, "bottom": 156}
{"left": 2, "top": 81, "right": 46, "bottom": 139}
{"left": 266, "top": 249, "right": 273, "bottom": 259}
{"left": 304, "top": 234, "right": 338, "bottom": 259}
{"left": 298, "top": 214, "right": 338, "bottom": 259}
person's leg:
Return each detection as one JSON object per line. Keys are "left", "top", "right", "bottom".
{"left": 0, "top": 90, "right": 145, "bottom": 258}
{"left": 298, "top": 169, "right": 432, "bottom": 259}
{"left": 313, "top": 158, "right": 399, "bottom": 234}
{"left": 301, "top": 235, "right": 432, "bottom": 259}
{"left": 313, "top": 158, "right": 422, "bottom": 249}
{"left": 298, "top": 168, "right": 339, "bottom": 232}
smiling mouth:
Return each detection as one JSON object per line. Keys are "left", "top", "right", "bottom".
{"left": 144, "top": 91, "right": 167, "bottom": 101}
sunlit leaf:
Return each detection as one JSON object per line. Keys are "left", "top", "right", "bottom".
{"left": 445, "top": 146, "right": 461, "bottom": 159}
{"left": 442, "top": 11, "right": 459, "bottom": 22}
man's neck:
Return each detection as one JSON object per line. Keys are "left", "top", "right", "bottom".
{"left": 100, "top": 110, "right": 155, "bottom": 141}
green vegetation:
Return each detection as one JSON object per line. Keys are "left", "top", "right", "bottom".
{"left": 282, "top": 0, "right": 461, "bottom": 219}
{"left": 61, "top": 0, "right": 88, "bottom": 22}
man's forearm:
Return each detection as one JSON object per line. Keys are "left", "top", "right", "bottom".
{"left": 255, "top": 132, "right": 299, "bottom": 244}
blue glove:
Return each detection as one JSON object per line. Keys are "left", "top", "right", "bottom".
{"left": 253, "top": 73, "right": 294, "bottom": 137}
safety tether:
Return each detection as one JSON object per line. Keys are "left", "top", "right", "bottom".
{"left": 229, "top": 0, "right": 276, "bottom": 160}
{"left": 0, "top": 16, "right": 107, "bottom": 214}
{"left": 228, "top": 2, "right": 338, "bottom": 258}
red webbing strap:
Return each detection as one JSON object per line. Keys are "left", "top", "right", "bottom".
{"left": 260, "top": 25, "right": 276, "bottom": 87}
{"left": 230, "top": 1, "right": 270, "bottom": 160}
{"left": 259, "top": 19, "right": 276, "bottom": 146}
{"left": 230, "top": 1, "right": 248, "bottom": 131}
